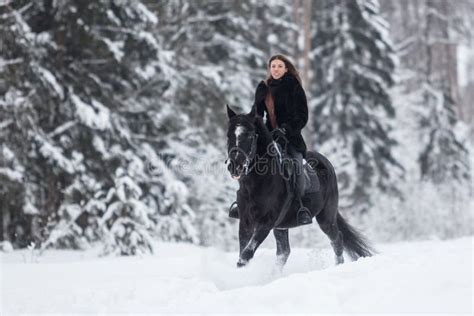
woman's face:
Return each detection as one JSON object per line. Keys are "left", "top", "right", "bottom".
{"left": 270, "top": 59, "right": 288, "bottom": 80}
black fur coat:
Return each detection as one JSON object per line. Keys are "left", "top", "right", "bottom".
{"left": 253, "top": 72, "right": 308, "bottom": 155}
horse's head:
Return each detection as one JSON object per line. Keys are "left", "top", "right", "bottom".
{"left": 226, "top": 105, "right": 258, "bottom": 180}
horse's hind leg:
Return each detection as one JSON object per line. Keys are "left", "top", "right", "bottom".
{"left": 316, "top": 211, "right": 344, "bottom": 265}
{"left": 273, "top": 229, "right": 290, "bottom": 269}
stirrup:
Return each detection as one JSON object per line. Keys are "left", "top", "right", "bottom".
{"left": 228, "top": 201, "right": 239, "bottom": 219}
{"left": 297, "top": 207, "right": 312, "bottom": 226}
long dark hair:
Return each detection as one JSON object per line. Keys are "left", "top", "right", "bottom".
{"left": 265, "top": 54, "right": 302, "bottom": 85}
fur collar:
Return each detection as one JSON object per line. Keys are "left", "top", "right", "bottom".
{"left": 267, "top": 72, "right": 298, "bottom": 93}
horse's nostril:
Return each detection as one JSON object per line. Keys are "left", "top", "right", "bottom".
{"left": 227, "top": 160, "right": 239, "bottom": 174}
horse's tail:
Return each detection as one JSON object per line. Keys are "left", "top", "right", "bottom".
{"left": 337, "top": 212, "right": 375, "bottom": 260}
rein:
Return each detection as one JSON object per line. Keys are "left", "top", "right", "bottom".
{"left": 243, "top": 134, "right": 258, "bottom": 175}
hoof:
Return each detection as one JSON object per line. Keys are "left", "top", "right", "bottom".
{"left": 237, "top": 258, "right": 248, "bottom": 268}
{"left": 335, "top": 255, "right": 344, "bottom": 265}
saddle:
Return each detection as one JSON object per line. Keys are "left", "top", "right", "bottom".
{"left": 280, "top": 151, "right": 320, "bottom": 195}
{"left": 302, "top": 159, "right": 320, "bottom": 194}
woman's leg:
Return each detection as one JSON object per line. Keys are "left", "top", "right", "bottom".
{"left": 288, "top": 146, "right": 305, "bottom": 196}
{"left": 288, "top": 145, "right": 312, "bottom": 225}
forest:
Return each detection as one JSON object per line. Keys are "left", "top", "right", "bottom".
{"left": 0, "top": 0, "right": 472, "bottom": 255}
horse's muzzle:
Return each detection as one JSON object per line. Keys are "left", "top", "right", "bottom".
{"left": 226, "top": 158, "right": 245, "bottom": 180}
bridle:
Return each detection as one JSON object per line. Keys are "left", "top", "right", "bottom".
{"left": 226, "top": 133, "right": 258, "bottom": 177}
{"left": 226, "top": 133, "right": 283, "bottom": 178}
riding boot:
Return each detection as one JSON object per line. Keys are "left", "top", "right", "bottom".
{"left": 295, "top": 170, "right": 312, "bottom": 225}
{"left": 228, "top": 201, "right": 239, "bottom": 219}
{"left": 296, "top": 196, "right": 312, "bottom": 226}
{"left": 289, "top": 146, "right": 313, "bottom": 226}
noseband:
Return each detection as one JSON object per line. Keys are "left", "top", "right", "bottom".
{"left": 226, "top": 133, "right": 258, "bottom": 176}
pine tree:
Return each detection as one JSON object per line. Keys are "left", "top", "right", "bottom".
{"left": 380, "top": 0, "right": 471, "bottom": 185}
{"left": 250, "top": 0, "right": 297, "bottom": 57}
{"left": 0, "top": 0, "right": 198, "bottom": 253}
{"left": 365, "top": 0, "right": 473, "bottom": 240}
{"left": 311, "top": 0, "right": 403, "bottom": 214}
{"left": 418, "top": 86, "right": 471, "bottom": 183}
{"left": 417, "top": 0, "right": 471, "bottom": 184}
{"left": 151, "top": 0, "right": 274, "bottom": 248}
{"left": 100, "top": 168, "right": 155, "bottom": 256}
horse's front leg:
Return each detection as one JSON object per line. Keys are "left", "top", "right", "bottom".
{"left": 237, "top": 223, "right": 272, "bottom": 267}
{"left": 238, "top": 219, "right": 253, "bottom": 255}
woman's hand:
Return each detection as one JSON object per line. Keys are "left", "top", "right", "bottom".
{"left": 272, "top": 127, "right": 287, "bottom": 140}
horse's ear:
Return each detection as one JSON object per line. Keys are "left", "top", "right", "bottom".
{"left": 226, "top": 104, "right": 236, "bottom": 119}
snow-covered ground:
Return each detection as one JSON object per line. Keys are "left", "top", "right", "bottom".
{"left": 1, "top": 237, "right": 472, "bottom": 314}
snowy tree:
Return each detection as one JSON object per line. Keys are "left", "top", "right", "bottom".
{"left": 0, "top": 0, "right": 198, "bottom": 252}
{"left": 100, "top": 168, "right": 155, "bottom": 256}
{"left": 3, "top": 0, "right": 469, "bottom": 250}
{"left": 417, "top": 0, "right": 471, "bottom": 184}
{"left": 154, "top": 0, "right": 265, "bottom": 118}
{"left": 380, "top": 0, "right": 471, "bottom": 184}
{"left": 311, "top": 0, "right": 403, "bottom": 215}
{"left": 1, "top": 0, "right": 74, "bottom": 247}
{"left": 148, "top": 0, "right": 273, "bottom": 248}
{"left": 371, "top": 0, "right": 473, "bottom": 240}
{"left": 249, "top": 0, "right": 298, "bottom": 57}
{"left": 418, "top": 86, "right": 470, "bottom": 183}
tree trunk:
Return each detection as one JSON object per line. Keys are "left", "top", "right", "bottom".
{"left": 1, "top": 195, "right": 11, "bottom": 242}
{"left": 302, "top": 0, "right": 312, "bottom": 90}
{"left": 293, "top": 0, "right": 301, "bottom": 59}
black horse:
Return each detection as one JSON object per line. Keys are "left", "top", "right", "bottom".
{"left": 226, "top": 105, "right": 374, "bottom": 268}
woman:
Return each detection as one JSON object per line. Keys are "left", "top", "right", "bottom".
{"left": 229, "top": 54, "right": 314, "bottom": 225}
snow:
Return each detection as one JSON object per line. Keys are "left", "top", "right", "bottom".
{"left": 135, "top": 2, "right": 158, "bottom": 25}
{"left": 71, "top": 94, "right": 111, "bottom": 131}
{"left": 137, "top": 30, "right": 159, "bottom": 50}
{"left": 35, "top": 135, "right": 75, "bottom": 174}
{"left": 458, "top": 44, "right": 474, "bottom": 87}
{"left": 0, "top": 167, "right": 23, "bottom": 182}
{"left": 106, "top": 9, "right": 121, "bottom": 26}
{"left": 102, "top": 38, "right": 124, "bottom": 62}
{"left": 1, "top": 237, "right": 472, "bottom": 314}
{"left": 36, "top": 66, "right": 64, "bottom": 99}
{"left": 0, "top": 57, "right": 23, "bottom": 69}
{"left": 135, "top": 63, "right": 156, "bottom": 80}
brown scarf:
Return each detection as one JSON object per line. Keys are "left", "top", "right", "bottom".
{"left": 265, "top": 91, "right": 278, "bottom": 129}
